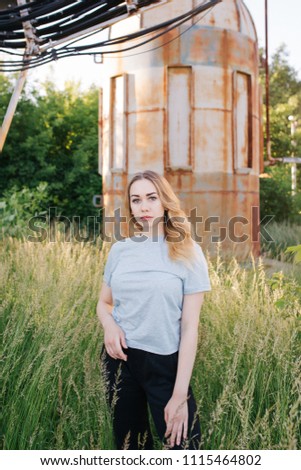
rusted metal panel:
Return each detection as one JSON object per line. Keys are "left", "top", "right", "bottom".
{"left": 181, "top": 29, "right": 257, "bottom": 71}
{"left": 127, "top": 69, "right": 165, "bottom": 112}
{"left": 142, "top": 0, "right": 193, "bottom": 29}
{"left": 193, "top": 109, "right": 233, "bottom": 174}
{"left": 127, "top": 110, "right": 165, "bottom": 174}
{"left": 233, "top": 71, "right": 252, "bottom": 171}
{"left": 252, "top": 116, "right": 261, "bottom": 175}
{"left": 199, "top": 0, "right": 240, "bottom": 30}
{"left": 110, "top": 75, "right": 128, "bottom": 172}
{"left": 193, "top": 66, "right": 232, "bottom": 111}
{"left": 99, "top": 0, "right": 262, "bottom": 258}
{"left": 167, "top": 67, "right": 192, "bottom": 169}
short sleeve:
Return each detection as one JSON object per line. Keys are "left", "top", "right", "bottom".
{"left": 103, "top": 244, "right": 116, "bottom": 287}
{"left": 183, "top": 243, "right": 211, "bottom": 294}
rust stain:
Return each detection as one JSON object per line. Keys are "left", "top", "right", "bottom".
{"left": 127, "top": 108, "right": 164, "bottom": 115}
{"left": 160, "top": 28, "right": 181, "bottom": 66}
{"left": 163, "top": 65, "right": 168, "bottom": 171}
{"left": 222, "top": 29, "right": 229, "bottom": 175}
{"left": 234, "top": 0, "right": 241, "bottom": 32}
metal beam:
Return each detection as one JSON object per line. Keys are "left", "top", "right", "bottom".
{"left": 0, "top": 70, "right": 29, "bottom": 152}
{"left": 275, "top": 157, "right": 301, "bottom": 164}
{"left": 0, "top": 0, "right": 34, "bottom": 152}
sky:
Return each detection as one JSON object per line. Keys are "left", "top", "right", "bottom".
{"left": 25, "top": 0, "right": 301, "bottom": 90}
{"left": 244, "top": 0, "right": 301, "bottom": 76}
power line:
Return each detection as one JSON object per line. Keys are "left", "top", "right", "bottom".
{"left": 0, "top": 0, "right": 222, "bottom": 72}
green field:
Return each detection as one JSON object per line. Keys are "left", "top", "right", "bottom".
{"left": 0, "top": 237, "right": 300, "bottom": 450}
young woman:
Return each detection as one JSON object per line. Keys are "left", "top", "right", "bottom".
{"left": 96, "top": 170, "right": 211, "bottom": 450}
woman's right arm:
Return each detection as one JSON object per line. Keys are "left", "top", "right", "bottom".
{"left": 96, "top": 282, "right": 128, "bottom": 361}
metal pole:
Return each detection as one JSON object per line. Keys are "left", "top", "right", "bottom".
{"left": 0, "top": 70, "right": 28, "bottom": 152}
{"left": 0, "top": 0, "right": 34, "bottom": 153}
{"left": 265, "top": 0, "right": 272, "bottom": 162}
{"left": 288, "top": 116, "right": 297, "bottom": 196}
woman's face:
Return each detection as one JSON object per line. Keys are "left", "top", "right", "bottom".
{"left": 129, "top": 178, "right": 165, "bottom": 232}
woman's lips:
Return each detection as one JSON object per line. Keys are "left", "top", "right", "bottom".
{"left": 140, "top": 216, "right": 153, "bottom": 220}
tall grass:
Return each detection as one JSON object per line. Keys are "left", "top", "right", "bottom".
{"left": 194, "top": 253, "right": 301, "bottom": 450}
{"left": 0, "top": 238, "right": 300, "bottom": 450}
{"left": 0, "top": 237, "right": 113, "bottom": 450}
{"left": 261, "top": 221, "right": 301, "bottom": 261}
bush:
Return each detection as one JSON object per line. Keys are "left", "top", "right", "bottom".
{"left": 260, "top": 165, "right": 301, "bottom": 224}
{"left": 0, "top": 183, "right": 49, "bottom": 239}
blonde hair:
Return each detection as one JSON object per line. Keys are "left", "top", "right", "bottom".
{"left": 125, "top": 170, "right": 197, "bottom": 265}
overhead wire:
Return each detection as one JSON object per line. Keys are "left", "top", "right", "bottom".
{"left": 0, "top": 0, "right": 222, "bottom": 73}
{"left": 0, "top": 1, "right": 125, "bottom": 47}
{"left": 5, "top": 3, "right": 216, "bottom": 72}
{"left": 103, "top": 3, "right": 216, "bottom": 60}
{"left": 0, "top": 1, "right": 123, "bottom": 41}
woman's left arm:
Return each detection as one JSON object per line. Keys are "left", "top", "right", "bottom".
{"left": 164, "top": 292, "right": 205, "bottom": 447}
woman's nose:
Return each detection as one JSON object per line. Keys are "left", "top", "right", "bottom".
{"left": 141, "top": 200, "right": 149, "bottom": 211}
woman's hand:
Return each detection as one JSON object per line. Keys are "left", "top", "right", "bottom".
{"left": 103, "top": 317, "right": 128, "bottom": 361}
{"left": 164, "top": 394, "right": 188, "bottom": 447}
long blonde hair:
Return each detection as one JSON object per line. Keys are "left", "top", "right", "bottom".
{"left": 125, "top": 170, "right": 197, "bottom": 265}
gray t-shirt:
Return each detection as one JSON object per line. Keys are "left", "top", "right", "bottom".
{"left": 103, "top": 234, "right": 211, "bottom": 355}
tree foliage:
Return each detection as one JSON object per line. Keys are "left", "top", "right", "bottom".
{"left": 0, "top": 75, "right": 101, "bottom": 227}
{"left": 260, "top": 45, "right": 301, "bottom": 223}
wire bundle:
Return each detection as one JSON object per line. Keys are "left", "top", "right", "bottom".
{"left": 0, "top": 0, "right": 221, "bottom": 72}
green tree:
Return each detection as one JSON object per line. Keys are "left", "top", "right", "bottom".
{"left": 269, "top": 44, "right": 301, "bottom": 107}
{"left": 0, "top": 76, "right": 101, "bottom": 225}
{"left": 260, "top": 45, "right": 301, "bottom": 222}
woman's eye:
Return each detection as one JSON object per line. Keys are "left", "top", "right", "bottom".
{"left": 150, "top": 197, "right": 157, "bottom": 201}
{"left": 132, "top": 199, "right": 140, "bottom": 203}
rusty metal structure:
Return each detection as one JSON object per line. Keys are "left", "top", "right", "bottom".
{"left": 98, "top": 0, "right": 262, "bottom": 257}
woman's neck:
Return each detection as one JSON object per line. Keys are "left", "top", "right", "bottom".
{"left": 136, "top": 223, "right": 165, "bottom": 239}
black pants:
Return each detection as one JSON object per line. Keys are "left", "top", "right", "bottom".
{"left": 100, "top": 345, "right": 201, "bottom": 450}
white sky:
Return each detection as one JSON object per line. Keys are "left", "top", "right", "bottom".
{"left": 25, "top": 0, "right": 301, "bottom": 89}
{"left": 244, "top": 0, "right": 301, "bottom": 77}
